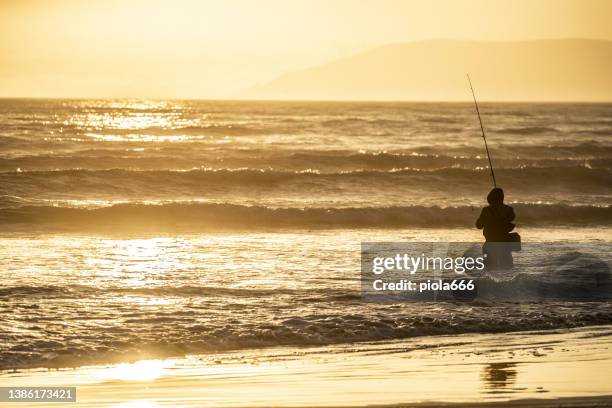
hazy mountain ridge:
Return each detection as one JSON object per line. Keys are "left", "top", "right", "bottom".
{"left": 243, "top": 39, "right": 612, "bottom": 101}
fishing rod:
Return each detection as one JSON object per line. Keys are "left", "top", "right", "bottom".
{"left": 467, "top": 74, "right": 497, "bottom": 188}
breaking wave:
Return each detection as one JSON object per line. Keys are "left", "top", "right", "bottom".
{"left": 0, "top": 166, "right": 610, "bottom": 192}
{"left": 1, "top": 286, "right": 611, "bottom": 370}
{"left": 0, "top": 202, "right": 609, "bottom": 231}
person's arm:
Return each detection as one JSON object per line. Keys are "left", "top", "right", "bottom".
{"left": 507, "top": 206, "right": 515, "bottom": 222}
{"left": 476, "top": 208, "right": 486, "bottom": 229}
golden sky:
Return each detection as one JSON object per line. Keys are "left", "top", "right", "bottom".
{"left": 1, "top": 0, "right": 611, "bottom": 99}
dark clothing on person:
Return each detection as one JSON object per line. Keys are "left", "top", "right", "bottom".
{"left": 476, "top": 188, "right": 517, "bottom": 270}
{"left": 476, "top": 204, "right": 515, "bottom": 242}
{"left": 476, "top": 187, "right": 515, "bottom": 242}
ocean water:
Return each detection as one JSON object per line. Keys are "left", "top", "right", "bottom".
{"left": 0, "top": 99, "right": 610, "bottom": 370}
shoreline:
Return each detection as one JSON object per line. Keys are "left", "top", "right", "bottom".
{"left": 329, "top": 395, "right": 612, "bottom": 407}
{"left": 1, "top": 325, "right": 610, "bottom": 407}
{"left": 327, "top": 396, "right": 612, "bottom": 407}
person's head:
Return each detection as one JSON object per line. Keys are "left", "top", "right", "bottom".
{"left": 487, "top": 187, "right": 504, "bottom": 205}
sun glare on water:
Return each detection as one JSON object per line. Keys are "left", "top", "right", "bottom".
{"left": 99, "top": 359, "right": 174, "bottom": 382}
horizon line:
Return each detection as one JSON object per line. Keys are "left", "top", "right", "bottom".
{"left": 0, "top": 96, "right": 612, "bottom": 104}
{"left": 1, "top": 96, "right": 611, "bottom": 104}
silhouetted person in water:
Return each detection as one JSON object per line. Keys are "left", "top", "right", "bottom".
{"left": 476, "top": 188, "right": 517, "bottom": 269}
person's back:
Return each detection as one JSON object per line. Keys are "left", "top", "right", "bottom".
{"left": 476, "top": 188, "right": 515, "bottom": 242}
{"left": 476, "top": 188, "right": 516, "bottom": 269}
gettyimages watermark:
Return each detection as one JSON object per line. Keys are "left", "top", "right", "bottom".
{"left": 361, "top": 242, "right": 612, "bottom": 302}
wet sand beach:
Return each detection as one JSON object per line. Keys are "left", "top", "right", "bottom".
{"left": 1, "top": 326, "right": 611, "bottom": 407}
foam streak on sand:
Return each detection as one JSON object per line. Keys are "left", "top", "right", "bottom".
{"left": 0, "top": 326, "right": 611, "bottom": 407}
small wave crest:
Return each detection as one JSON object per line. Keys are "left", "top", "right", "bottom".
{"left": 2, "top": 152, "right": 611, "bottom": 172}
{"left": 496, "top": 126, "right": 560, "bottom": 135}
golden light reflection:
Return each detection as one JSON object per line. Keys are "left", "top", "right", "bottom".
{"left": 113, "top": 296, "right": 176, "bottom": 306}
{"left": 110, "top": 400, "right": 163, "bottom": 408}
{"left": 65, "top": 113, "right": 175, "bottom": 131}
{"left": 100, "top": 359, "right": 173, "bottom": 382}
{"left": 86, "top": 238, "right": 185, "bottom": 287}
{"left": 85, "top": 133, "right": 200, "bottom": 142}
